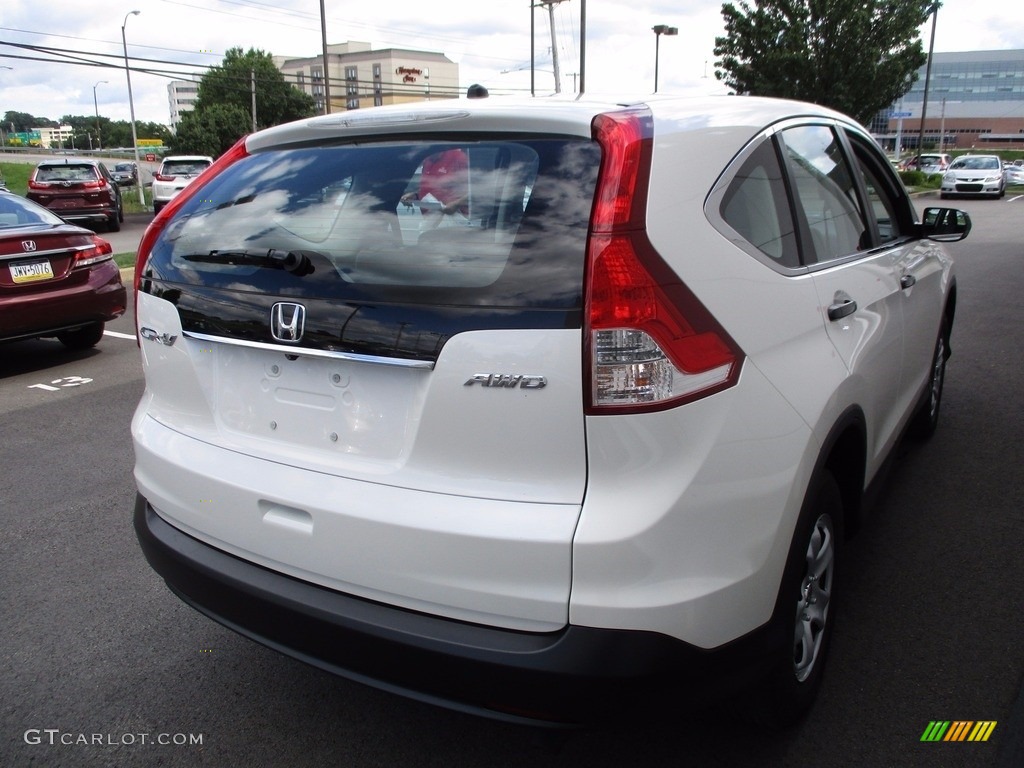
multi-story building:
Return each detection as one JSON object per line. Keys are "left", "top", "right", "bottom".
{"left": 168, "top": 78, "right": 201, "bottom": 132}
{"left": 276, "top": 41, "right": 459, "bottom": 114}
{"left": 37, "top": 125, "right": 74, "bottom": 148}
{"left": 874, "top": 49, "right": 1024, "bottom": 152}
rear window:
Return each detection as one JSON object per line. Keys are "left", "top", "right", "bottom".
{"left": 0, "top": 194, "right": 64, "bottom": 227}
{"left": 35, "top": 164, "right": 99, "bottom": 182}
{"left": 145, "top": 139, "right": 599, "bottom": 307}
{"left": 160, "top": 160, "right": 212, "bottom": 176}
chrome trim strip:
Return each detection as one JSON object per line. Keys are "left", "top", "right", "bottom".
{"left": 181, "top": 331, "right": 435, "bottom": 369}
{"left": 0, "top": 243, "right": 96, "bottom": 262}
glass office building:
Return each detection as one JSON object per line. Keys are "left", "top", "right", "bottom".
{"left": 873, "top": 50, "right": 1024, "bottom": 151}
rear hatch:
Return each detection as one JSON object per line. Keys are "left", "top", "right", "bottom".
{"left": 27, "top": 163, "right": 107, "bottom": 213}
{"left": 135, "top": 123, "right": 601, "bottom": 626}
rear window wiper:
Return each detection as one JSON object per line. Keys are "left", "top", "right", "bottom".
{"left": 182, "top": 248, "right": 317, "bottom": 275}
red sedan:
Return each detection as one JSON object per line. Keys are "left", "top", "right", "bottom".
{"left": 0, "top": 191, "right": 126, "bottom": 349}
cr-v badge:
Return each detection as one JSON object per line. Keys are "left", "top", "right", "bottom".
{"left": 271, "top": 302, "right": 306, "bottom": 342}
{"left": 139, "top": 327, "right": 178, "bottom": 346}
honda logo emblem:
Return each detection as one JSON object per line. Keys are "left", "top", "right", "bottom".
{"left": 270, "top": 302, "right": 305, "bottom": 342}
{"left": 22, "top": 240, "right": 37, "bottom": 252}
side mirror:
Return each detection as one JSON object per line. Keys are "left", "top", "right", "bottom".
{"left": 920, "top": 207, "right": 971, "bottom": 243}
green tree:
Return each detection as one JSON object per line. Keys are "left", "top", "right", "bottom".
{"left": 168, "top": 47, "right": 315, "bottom": 156}
{"left": 714, "top": 0, "right": 935, "bottom": 123}
{"left": 201, "top": 47, "right": 314, "bottom": 128}
{"left": 169, "top": 103, "right": 252, "bottom": 157}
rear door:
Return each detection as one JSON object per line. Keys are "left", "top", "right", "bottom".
{"left": 777, "top": 124, "right": 907, "bottom": 475}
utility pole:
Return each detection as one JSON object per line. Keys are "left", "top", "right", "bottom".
{"left": 319, "top": 0, "right": 331, "bottom": 114}
{"left": 916, "top": 3, "right": 939, "bottom": 159}
{"left": 251, "top": 69, "right": 257, "bottom": 133}
{"left": 538, "top": 0, "right": 569, "bottom": 94}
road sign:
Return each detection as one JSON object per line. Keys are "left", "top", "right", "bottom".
{"left": 891, "top": 111, "right": 913, "bottom": 118}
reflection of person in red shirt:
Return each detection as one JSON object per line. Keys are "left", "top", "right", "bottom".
{"left": 403, "top": 148, "right": 469, "bottom": 215}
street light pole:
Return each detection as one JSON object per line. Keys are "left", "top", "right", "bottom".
{"left": 0, "top": 65, "right": 11, "bottom": 149}
{"left": 93, "top": 80, "right": 107, "bottom": 151}
{"left": 122, "top": 10, "right": 145, "bottom": 206}
{"left": 652, "top": 25, "right": 678, "bottom": 93}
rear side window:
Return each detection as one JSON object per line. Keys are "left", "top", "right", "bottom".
{"left": 146, "top": 139, "right": 599, "bottom": 306}
{"left": 718, "top": 139, "right": 800, "bottom": 268}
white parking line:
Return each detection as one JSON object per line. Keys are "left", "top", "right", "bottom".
{"left": 103, "top": 330, "right": 137, "bottom": 340}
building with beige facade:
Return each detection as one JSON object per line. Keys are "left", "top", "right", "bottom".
{"left": 276, "top": 41, "right": 460, "bottom": 114}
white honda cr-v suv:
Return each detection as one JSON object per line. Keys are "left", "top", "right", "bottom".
{"left": 132, "top": 94, "right": 970, "bottom": 726}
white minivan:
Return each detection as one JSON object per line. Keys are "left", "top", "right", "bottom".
{"left": 132, "top": 94, "right": 970, "bottom": 726}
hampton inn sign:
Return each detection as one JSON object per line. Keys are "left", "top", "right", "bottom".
{"left": 396, "top": 66, "right": 426, "bottom": 83}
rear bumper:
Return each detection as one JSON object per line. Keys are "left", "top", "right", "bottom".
{"left": 61, "top": 210, "right": 116, "bottom": 224}
{"left": 134, "top": 493, "right": 782, "bottom": 726}
{"left": 0, "top": 260, "right": 126, "bottom": 341}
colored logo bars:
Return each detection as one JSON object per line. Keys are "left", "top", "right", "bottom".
{"left": 921, "top": 721, "right": 997, "bottom": 742}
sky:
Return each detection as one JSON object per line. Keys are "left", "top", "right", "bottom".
{"left": 2, "top": 0, "right": 1023, "bottom": 129}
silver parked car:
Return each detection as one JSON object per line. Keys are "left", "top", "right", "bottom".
{"left": 1004, "top": 163, "right": 1024, "bottom": 187}
{"left": 940, "top": 154, "right": 1006, "bottom": 198}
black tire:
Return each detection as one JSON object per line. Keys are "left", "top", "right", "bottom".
{"left": 107, "top": 211, "right": 121, "bottom": 232}
{"left": 747, "top": 471, "right": 842, "bottom": 728}
{"left": 57, "top": 322, "right": 104, "bottom": 350}
{"left": 909, "top": 319, "right": 950, "bottom": 440}
{"left": 153, "top": 202, "right": 164, "bottom": 216}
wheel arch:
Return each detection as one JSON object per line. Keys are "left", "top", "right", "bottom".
{"left": 766, "top": 406, "right": 864, "bottom": 632}
{"left": 817, "top": 406, "right": 867, "bottom": 538}
{"left": 944, "top": 279, "right": 957, "bottom": 344}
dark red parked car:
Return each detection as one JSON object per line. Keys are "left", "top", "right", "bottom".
{"left": 26, "top": 157, "right": 124, "bottom": 232}
{"left": 0, "top": 191, "right": 126, "bottom": 349}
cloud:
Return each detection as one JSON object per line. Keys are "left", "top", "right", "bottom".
{"left": 1, "top": 0, "right": 1020, "bottom": 127}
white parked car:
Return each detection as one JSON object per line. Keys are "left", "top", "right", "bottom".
{"left": 940, "top": 154, "right": 1006, "bottom": 199}
{"left": 1004, "top": 163, "right": 1024, "bottom": 186}
{"left": 150, "top": 154, "right": 213, "bottom": 214}
{"left": 131, "top": 94, "right": 970, "bottom": 726}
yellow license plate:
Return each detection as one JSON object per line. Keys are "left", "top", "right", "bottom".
{"left": 10, "top": 260, "right": 55, "bottom": 284}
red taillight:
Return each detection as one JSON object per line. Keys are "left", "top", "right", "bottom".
{"left": 153, "top": 173, "right": 176, "bottom": 182}
{"left": 584, "top": 109, "right": 742, "bottom": 414}
{"left": 28, "top": 179, "right": 49, "bottom": 190}
{"left": 74, "top": 236, "right": 114, "bottom": 267}
{"left": 134, "top": 136, "right": 251, "bottom": 340}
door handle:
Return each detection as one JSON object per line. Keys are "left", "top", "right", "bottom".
{"left": 900, "top": 274, "right": 916, "bottom": 289}
{"left": 828, "top": 297, "right": 857, "bottom": 321}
